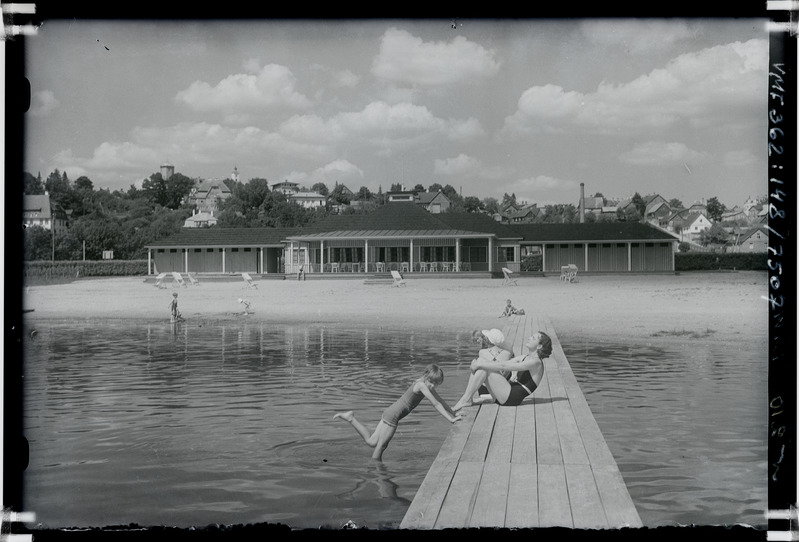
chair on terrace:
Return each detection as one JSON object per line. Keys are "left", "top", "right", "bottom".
{"left": 242, "top": 272, "right": 258, "bottom": 289}
{"left": 502, "top": 267, "right": 518, "bottom": 286}
{"left": 376, "top": 262, "right": 385, "bottom": 273}
{"left": 171, "top": 272, "right": 188, "bottom": 288}
{"left": 390, "top": 270, "right": 407, "bottom": 287}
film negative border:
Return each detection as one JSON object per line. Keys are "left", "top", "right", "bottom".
{"left": 1, "top": 2, "right": 39, "bottom": 39}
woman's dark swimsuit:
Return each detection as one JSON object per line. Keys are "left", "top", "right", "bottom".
{"left": 499, "top": 359, "right": 542, "bottom": 407}
{"left": 478, "top": 349, "right": 511, "bottom": 395}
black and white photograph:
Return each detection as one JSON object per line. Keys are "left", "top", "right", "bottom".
{"left": 8, "top": 8, "right": 790, "bottom": 537}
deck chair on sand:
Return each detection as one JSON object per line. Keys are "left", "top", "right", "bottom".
{"left": 187, "top": 273, "right": 200, "bottom": 286}
{"left": 565, "top": 264, "right": 579, "bottom": 283}
{"left": 242, "top": 272, "right": 258, "bottom": 289}
{"left": 502, "top": 267, "right": 518, "bottom": 286}
{"left": 171, "top": 272, "right": 188, "bottom": 288}
{"left": 153, "top": 273, "right": 167, "bottom": 289}
{"left": 390, "top": 270, "right": 406, "bottom": 287}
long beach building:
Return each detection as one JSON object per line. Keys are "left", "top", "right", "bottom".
{"left": 145, "top": 202, "right": 679, "bottom": 276}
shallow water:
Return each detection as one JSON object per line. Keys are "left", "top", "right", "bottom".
{"left": 21, "top": 320, "right": 767, "bottom": 530}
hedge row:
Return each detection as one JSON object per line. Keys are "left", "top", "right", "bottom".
{"left": 23, "top": 260, "right": 149, "bottom": 279}
{"left": 675, "top": 252, "right": 767, "bottom": 271}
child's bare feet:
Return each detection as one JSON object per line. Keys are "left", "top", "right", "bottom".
{"left": 333, "top": 411, "right": 354, "bottom": 422}
{"left": 453, "top": 400, "right": 472, "bottom": 412}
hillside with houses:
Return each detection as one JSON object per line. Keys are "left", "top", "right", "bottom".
{"left": 21, "top": 163, "right": 768, "bottom": 262}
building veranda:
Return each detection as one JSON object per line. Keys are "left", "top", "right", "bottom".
{"left": 146, "top": 203, "right": 679, "bottom": 277}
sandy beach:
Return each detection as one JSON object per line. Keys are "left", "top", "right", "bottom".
{"left": 21, "top": 271, "right": 768, "bottom": 348}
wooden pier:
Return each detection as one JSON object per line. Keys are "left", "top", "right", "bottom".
{"left": 400, "top": 314, "right": 642, "bottom": 530}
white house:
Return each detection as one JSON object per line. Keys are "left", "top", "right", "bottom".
{"left": 289, "top": 191, "right": 327, "bottom": 209}
{"left": 183, "top": 210, "right": 218, "bottom": 228}
{"left": 682, "top": 212, "right": 713, "bottom": 241}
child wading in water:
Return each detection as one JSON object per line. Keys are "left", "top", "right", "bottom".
{"left": 169, "top": 292, "right": 183, "bottom": 322}
{"left": 334, "top": 364, "right": 461, "bottom": 460}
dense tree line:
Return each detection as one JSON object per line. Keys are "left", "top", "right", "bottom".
{"left": 22, "top": 169, "right": 731, "bottom": 261}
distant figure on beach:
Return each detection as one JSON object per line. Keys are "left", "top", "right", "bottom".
{"left": 169, "top": 292, "right": 184, "bottom": 322}
{"left": 333, "top": 364, "right": 462, "bottom": 460}
{"left": 453, "top": 332, "right": 552, "bottom": 411}
{"left": 238, "top": 298, "right": 251, "bottom": 315}
{"left": 499, "top": 299, "right": 525, "bottom": 318}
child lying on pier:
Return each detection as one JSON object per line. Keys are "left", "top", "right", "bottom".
{"left": 334, "top": 364, "right": 462, "bottom": 460}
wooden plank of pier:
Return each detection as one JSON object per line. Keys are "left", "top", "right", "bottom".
{"left": 400, "top": 315, "right": 642, "bottom": 530}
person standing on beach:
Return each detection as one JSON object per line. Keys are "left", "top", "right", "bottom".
{"left": 169, "top": 292, "right": 183, "bottom": 322}
{"left": 333, "top": 364, "right": 461, "bottom": 460}
{"left": 453, "top": 332, "right": 551, "bottom": 411}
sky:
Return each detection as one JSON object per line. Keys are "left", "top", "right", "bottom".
{"left": 23, "top": 18, "right": 770, "bottom": 208}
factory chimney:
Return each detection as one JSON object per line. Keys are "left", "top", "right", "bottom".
{"left": 579, "top": 183, "right": 585, "bottom": 223}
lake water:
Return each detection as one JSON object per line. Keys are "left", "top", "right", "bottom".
{"left": 21, "top": 320, "right": 767, "bottom": 530}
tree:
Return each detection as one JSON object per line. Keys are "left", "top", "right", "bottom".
{"left": 630, "top": 192, "right": 646, "bottom": 219}
{"left": 699, "top": 223, "right": 729, "bottom": 246}
{"left": 501, "top": 193, "right": 518, "bottom": 208}
{"left": 705, "top": 197, "right": 726, "bottom": 222}
{"left": 541, "top": 204, "right": 577, "bottom": 223}
{"left": 355, "top": 186, "right": 373, "bottom": 201}
{"left": 142, "top": 171, "right": 195, "bottom": 209}
{"left": 413, "top": 184, "right": 425, "bottom": 192}
{"left": 23, "top": 225, "right": 53, "bottom": 261}
{"left": 668, "top": 198, "right": 684, "bottom": 210}
{"left": 482, "top": 197, "right": 499, "bottom": 214}
{"left": 329, "top": 183, "right": 352, "bottom": 205}
{"left": 45, "top": 169, "right": 73, "bottom": 208}
{"left": 311, "top": 182, "right": 329, "bottom": 196}
{"left": 23, "top": 172, "right": 44, "bottom": 195}
{"left": 389, "top": 183, "right": 404, "bottom": 192}
{"left": 428, "top": 183, "right": 443, "bottom": 193}
{"left": 463, "top": 196, "right": 483, "bottom": 213}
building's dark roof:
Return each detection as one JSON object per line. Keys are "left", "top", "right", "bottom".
{"left": 508, "top": 222, "right": 678, "bottom": 242}
{"left": 23, "top": 194, "right": 52, "bottom": 218}
{"left": 147, "top": 227, "right": 301, "bottom": 248}
{"left": 434, "top": 210, "right": 522, "bottom": 239}
{"left": 147, "top": 206, "right": 678, "bottom": 248}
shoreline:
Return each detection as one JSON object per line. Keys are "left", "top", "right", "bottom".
{"left": 20, "top": 271, "right": 768, "bottom": 349}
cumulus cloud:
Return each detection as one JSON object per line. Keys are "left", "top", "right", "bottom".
{"left": 29, "top": 90, "right": 59, "bottom": 116}
{"left": 512, "top": 175, "right": 578, "bottom": 191}
{"left": 434, "top": 154, "right": 481, "bottom": 175}
{"left": 174, "top": 63, "right": 313, "bottom": 113}
{"left": 619, "top": 141, "right": 708, "bottom": 166}
{"left": 501, "top": 38, "right": 767, "bottom": 136}
{"left": 280, "top": 101, "right": 483, "bottom": 150}
{"left": 372, "top": 27, "right": 500, "bottom": 86}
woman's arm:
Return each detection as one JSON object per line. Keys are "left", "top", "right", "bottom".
{"left": 416, "top": 382, "right": 462, "bottom": 422}
{"left": 471, "top": 353, "right": 540, "bottom": 374}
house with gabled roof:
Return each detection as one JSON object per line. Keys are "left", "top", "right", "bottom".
{"left": 271, "top": 180, "right": 300, "bottom": 196}
{"left": 289, "top": 191, "right": 326, "bottom": 209}
{"left": 682, "top": 212, "right": 713, "bottom": 242}
{"left": 736, "top": 225, "right": 768, "bottom": 253}
{"left": 415, "top": 190, "right": 451, "bottom": 213}
{"left": 645, "top": 200, "right": 672, "bottom": 227}
{"left": 187, "top": 179, "right": 232, "bottom": 213}
{"left": 146, "top": 202, "right": 678, "bottom": 276}
{"left": 23, "top": 194, "right": 69, "bottom": 235}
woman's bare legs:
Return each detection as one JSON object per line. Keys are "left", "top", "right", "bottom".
{"left": 453, "top": 371, "right": 489, "bottom": 411}
{"left": 453, "top": 371, "right": 513, "bottom": 411}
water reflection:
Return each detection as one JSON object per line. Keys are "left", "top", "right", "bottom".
{"left": 22, "top": 321, "right": 766, "bottom": 529}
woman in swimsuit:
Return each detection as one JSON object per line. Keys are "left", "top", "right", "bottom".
{"left": 452, "top": 332, "right": 552, "bottom": 411}
{"left": 470, "top": 328, "right": 514, "bottom": 399}
{"left": 333, "top": 364, "right": 461, "bottom": 460}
